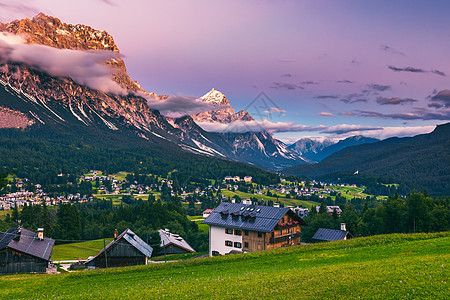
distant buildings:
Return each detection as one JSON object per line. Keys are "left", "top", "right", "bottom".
{"left": 0, "top": 227, "right": 55, "bottom": 274}
{"left": 202, "top": 203, "right": 307, "bottom": 256}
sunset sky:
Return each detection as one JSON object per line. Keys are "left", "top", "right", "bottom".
{"left": 1, "top": 0, "right": 449, "bottom": 143}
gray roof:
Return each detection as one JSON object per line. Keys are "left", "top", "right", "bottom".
{"left": 159, "top": 229, "right": 196, "bottom": 253}
{"left": 202, "top": 203, "right": 306, "bottom": 233}
{"left": 312, "top": 228, "right": 349, "bottom": 242}
{"left": 85, "top": 228, "right": 153, "bottom": 264}
{"left": 0, "top": 227, "right": 54, "bottom": 261}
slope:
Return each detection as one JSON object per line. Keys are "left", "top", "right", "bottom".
{"left": 0, "top": 232, "right": 448, "bottom": 299}
{"left": 283, "top": 123, "right": 450, "bottom": 195}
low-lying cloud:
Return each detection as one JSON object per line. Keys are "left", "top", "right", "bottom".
{"left": 147, "top": 95, "right": 228, "bottom": 118}
{"left": 0, "top": 32, "right": 126, "bottom": 94}
{"left": 347, "top": 108, "right": 450, "bottom": 121}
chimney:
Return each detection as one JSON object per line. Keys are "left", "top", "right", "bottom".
{"left": 37, "top": 228, "right": 44, "bottom": 240}
{"left": 114, "top": 229, "right": 118, "bottom": 239}
{"left": 341, "top": 223, "right": 346, "bottom": 231}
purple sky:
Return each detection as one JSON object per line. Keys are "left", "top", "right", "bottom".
{"left": 1, "top": 0, "right": 449, "bottom": 143}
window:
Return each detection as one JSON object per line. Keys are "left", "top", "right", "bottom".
{"left": 282, "top": 218, "right": 285, "bottom": 223}
{"left": 225, "top": 228, "right": 233, "bottom": 234}
{"left": 258, "top": 232, "right": 263, "bottom": 238}
{"left": 212, "top": 251, "right": 219, "bottom": 256}
{"left": 234, "top": 242, "right": 242, "bottom": 248}
{"left": 280, "top": 230, "right": 283, "bottom": 235}
{"left": 235, "top": 230, "right": 241, "bottom": 236}
{"left": 287, "top": 228, "right": 290, "bottom": 234}
{"left": 225, "top": 240, "right": 232, "bottom": 246}
{"left": 244, "top": 242, "right": 249, "bottom": 248}
{"left": 244, "top": 230, "right": 249, "bottom": 236}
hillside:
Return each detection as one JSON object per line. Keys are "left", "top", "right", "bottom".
{"left": 0, "top": 232, "right": 448, "bottom": 299}
{"left": 283, "top": 123, "right": 450, "bottom": 195}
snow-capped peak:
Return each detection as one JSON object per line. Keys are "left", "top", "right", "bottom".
{"left": 200, "top": 88, "right": 230, "bottom": 106}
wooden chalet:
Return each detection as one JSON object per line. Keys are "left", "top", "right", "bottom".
{"left": 202, "top": 203, "right": 307, "bottom": 256}
{"left": 85, "top": 228, "right": 153, "bottom": 269}
{"left": 157, "top": 229, "right": 196, "bottom": 255}
{"left": 0, "top": 227, "right": 55, "bottom": 274}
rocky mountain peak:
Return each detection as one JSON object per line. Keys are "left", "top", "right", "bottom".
{"left": 200, "top": 88, "right": 230, "bottom": 106}
{"left": 0, "top": 13, "right": 162, "bottom": 95}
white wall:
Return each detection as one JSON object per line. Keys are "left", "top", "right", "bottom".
{"left": 209, "top": 225, "right": 243, "bottom": 256}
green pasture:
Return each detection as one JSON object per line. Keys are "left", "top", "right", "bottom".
{"left": 0, "top": 232, "right": 448, "bottom": 299}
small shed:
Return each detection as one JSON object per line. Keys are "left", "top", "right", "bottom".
{"left": 0, "top": 227, "right": 55, "bottom": 274}
{"left": 85, "top": 228, "right": 153, "bottom": 269}
{"left": 158, "top": 229, "right": 196, "bottom": 255}
{"left": 312, "top": 228, "right": 350, "bottom": 242}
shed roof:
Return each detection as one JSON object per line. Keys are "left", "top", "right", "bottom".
{"left": 85, "top": 228, "right": 153, "bottom": 264}
{"left": 0, "top": 227, "right": 54, "bottom": 261}
{"left": 312, "top": 228, "right": 349, "bottom": 242}
{"left": 202, "top": 203, "right": 307, "bottom": 233}
{"left": 158, "top": 229, "right": 196, "bottom": 253}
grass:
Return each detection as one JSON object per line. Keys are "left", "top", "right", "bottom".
{"left": 221, "top": 189, "right": 319, "bottom": 207}
{"left": 0, "top": 232, "right": 447, "bottom": 299}
{"left": 51, "top": 239, "right": 113, "bottom": 261}
{"left": 150, "top": 251, "right": 208, "bottom": 262}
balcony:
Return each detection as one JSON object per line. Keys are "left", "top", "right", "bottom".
{"left": 269, "top": 232, "right": 301, "bottom": 244}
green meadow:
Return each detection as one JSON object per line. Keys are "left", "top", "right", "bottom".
{"left": 0, "top": 232, "right": 448, "bottom": 299}
{"left": 51, "top": 239, "right": 113, "bottom": 261}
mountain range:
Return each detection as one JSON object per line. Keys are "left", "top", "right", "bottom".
{"left": 283, "top": 123, "right": 450, "bottom": 195}
{"left": 288, "top": 136, "right": 379, "bottom": 162}
{"left": 0, "top": 13, "right": 310, "bottom": 171}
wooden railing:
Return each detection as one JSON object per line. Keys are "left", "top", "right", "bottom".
{"left": 269, "top": 232, "right": 301, "bottom": 244}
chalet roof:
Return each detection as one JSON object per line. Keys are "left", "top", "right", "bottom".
{"left": 85, "top": 228, "right": 153, "bottom": 264}
{"left": 202, "top": 203, "right": 307, "bottom": 233}
{"left": 0, "top": 227, "right": 54, "bottom": 261}
{"left": 158, "top": 229, "right": 196, "bottom": 253}
{"left": 312, "top": 228, "right": 349, "bottom": 242}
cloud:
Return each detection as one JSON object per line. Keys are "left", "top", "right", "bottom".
{"left": 321, "top": 124, "right": 382, "bottom": 135}
{"left": 315, "top": 95, "right": 339, "bottom": 99}
{"left": 281, "top": 74, "right": 292, "bottom": 77}
{"left": 301, "top": 81, "right": 318, "bottom": 85}
{"left": 268, "top": 107, "right": 287, "bottom": 113}
{"left": 428, "top": 89, "right": 450, "bottom": 108}
{"left": 318, "top": 112, "right": 333, "bottom": 116}
{"left": 364, "top": 126, "right": 435, "bottom": 140}
{"left": 350, "top": 108, "right": 450, "bottom": 121}
{"left": 271, "top": 82, "right": 304, "bottom": 90}
{"left": 0, "top": 1, "right": 39, "bottom": 22}
{"left": 147, "top": 95, "right": 228, "bottom": 118}
{"left": 99, "top": 0, "right": 117, "bottom": 5}
{"left": 368, "top": 83, "right": 391, "bottom": 92}
{"left": 388, "top": 65, "right": 446, "bottom": 76}
{"left": 340, "top": 93, "right": 368, "bottom": 104}
{"left": 337, "top": 79, "right": 353, "bottom": 84}
{"left": 380, "top": 44, "right": 406, "bottom": 56}
{"left": 0, "top": 32, "right": 126, "bottom": 94}
{"left": 376, "top": 97, "right": 418, "bottom": 105}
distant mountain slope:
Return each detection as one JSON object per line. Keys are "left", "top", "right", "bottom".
{"left": 288, "top": 136, "right": 379, "bottom": 162}
{"left": 283, "top": 123, "right": 450, "bottom": 195}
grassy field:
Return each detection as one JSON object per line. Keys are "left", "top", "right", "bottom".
{"left": 0, "top": 232, "right": 447, "bottom": 299}
{"left": 221, "top": 189, "right": 319, "bottom": 207}
{"left": 150, "top": 251, "right": 208, "bottom": 262}
{"left": 51, "top": 239, "right": 113, "bottom": 261}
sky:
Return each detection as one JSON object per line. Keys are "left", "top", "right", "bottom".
{"left": 1, "top": 0, "right": 449, "bottom": 143}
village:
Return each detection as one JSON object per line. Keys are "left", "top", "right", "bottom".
{"left": 0, "top": 170, "right": 365, "bottom": 275}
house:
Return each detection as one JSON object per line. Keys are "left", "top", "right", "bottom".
{"left": 202, "top": 209, "right": 214, "bottom": 218}
{"left": 202, "top": 203, "right": 307, "bottom": 256}
{"left": 157, "top": 229, "right": 196, "bottom": 255}
{"left": 243, "top": 176, "right": 252, "bottom": 183}
{"left": 315, "top": 205, "right": 342, "bottom": 217}
{"left": 312, "top": 223, "right": 350, "bottom": 242}
{"left": 292, "top": 207, "right": 309, "bottom": 219}
{"left": 0, "top": 227, "right": 55, "bottom": 274}
{"left": 85, "top": 228, "right": 153, "bottom": 269}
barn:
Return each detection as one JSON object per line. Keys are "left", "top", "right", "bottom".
{"left": 0, "top": 226, "right": 55, "bottom": 274}
{"left": 158, "top": 229, "right": 196, "bottom": 255}
{"left": 85, "top": 228, "right": 153, "bottom": 269}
